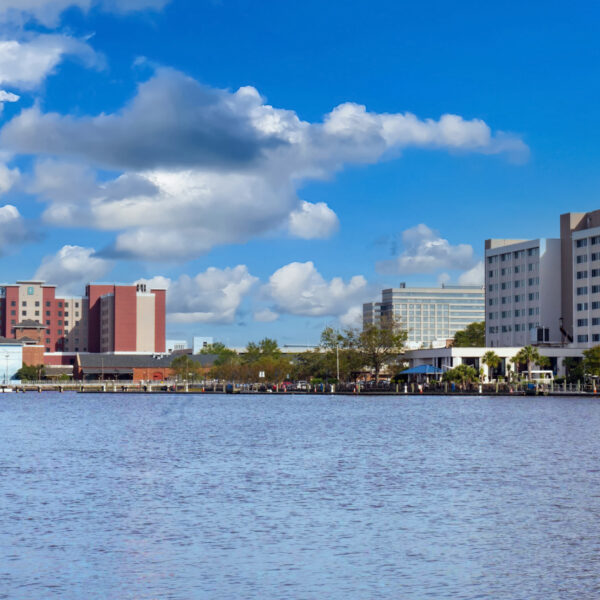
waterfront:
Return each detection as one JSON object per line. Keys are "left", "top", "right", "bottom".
{"left": 2, "top": 394, "right": 600, "bottom": 599}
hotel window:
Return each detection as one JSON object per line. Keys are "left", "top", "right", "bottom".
{"left": 594, "top": 335, "right": 600, "bottom": 342}
{"left": 46, "top": 301, "right": 50, "bottom": 307}
{"left": 46, "top": 310, "right": 50, "bottom": 316}
{"left": 577, "top": 255, "right": 588, "bottom": 264}
{"left": 64, "top": 311, "right": 69, "bottom": 317}
{"left": 64, "top": 321, "right": 68, "bottom": 326}
{"left": 46, "top": 338, "right": 50, "bottom": 344}
{"left": 577, "top": 334, "right": 589, "bottom": 342}
{"left": 501, "top": 253, "right": 510, "bottom": 262}
{"left": 501, "top": 311, "right": 510, "bottom": 318}
{"left": 58, "top": 302, "right": 63, "bottom": 308}
{"left": 57, "top": 330, "right": 62, "bottom": 335}
{"left": 35, "top": 301, "right": 39, "bottom": 307}
{"left": 528, "top": 292, "right": 539, "bottom": 301}
{"left": 21, "top": 310, "right": 26, "bottom": 316}
{"left": 10, "top": 301, "right": 15, "bottom": 306}
{"left": 577, "top": 303, "right": 589, "bottom": 311}
{"left": 488, "top": 256, "right": 493, "bottom": 264}
{"left": 577, "top": 271, "right": 588, "bottom": 279}
{"left": 75, "top": 312, "right": 79, "bottom": 317}
{"left": 527, "top": 248, "right": 539, "bottom": 256}
{"left": 58, "top": 311, "right": 62, "bottom": 316}
{"left": 528, "top": 277, "right": 539, "bottom": 285}
{"left": 593, "top": 318, "right": 600, "bottom": 326}
{"left": 515, "top": 309, "right": 521, "bottom": 317}
{"left": 577, "top": 287, "right": 588, "bottom": 295}
{"left": 593, "top": 302, "right": 600, "bottom": 309}
{"left": 593, "top": 286, "right": 600, "bottom": 293}
{"left": 34, "top": 311, "right": 39, "bottom": 316}
{"left": 46, "top": 329, "right": 50, "bottom": 334}
{"left": 10, "top": 310, "right": 15, "bottom": 316}
{"left": 528, "top": 263, "right": 536, "bottom": 271}
{"left": 514, "top": 265, "right": 520, "bottom": 273}
{"left": 576, "top": 239, "right": 588, "bottom": 248}
{"left": 593, "top": 269, "right": 600, "bottom": 277}
{"left": 578, "top": 319, "right": 589, "bottom": 327}
{"left": 592, "top": 236, "right": 600, "bottom": 245}
{"left": 593, "top": 253, "right": 600, "bottom": 261}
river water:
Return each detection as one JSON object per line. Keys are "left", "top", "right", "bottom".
{"left": 1, "top": 393, "right": 600, "bottom": 599}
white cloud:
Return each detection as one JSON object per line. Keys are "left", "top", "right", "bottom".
{"left": 0, "top": 35, "right": 100, "bottom": 90}
{"left": 0, "top": 89, "right": 19, "bottom": 113}
{"left": 339, "top": 305, "right": 363, "bottom": 328}
{"left": 0, "top": 0, "right": 170, "bottom": 27}
{"left": 377, "top": 224, "right": 477, "bottom": 275}
{"left": 253, "top": 308, "right": 279, "bottom": 323}
{"left": 265, "top": 261, "right": 369, "bottom": 318}
{"left": 458, "top": 260, "right": 484, "bottom": 285}
{"left": 34, "top": 245, "right": 113, "bottom": 294}
{"left": 2, "top": 69, "right": 528, "bottom": 260}
{"left": 138, "top": 265, "right": 258, "bottom": 324}
{"left": 0, "top": 204, "right": 34, "bottom": 253}
{"left": 0, "top": 163, "right": 19, "bottom": 194}
{"left": 288, "top": 201, "right": 339, "bottom": 239}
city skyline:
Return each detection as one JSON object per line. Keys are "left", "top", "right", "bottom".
{"left": 0, "top": 1, "right": 599, "bottom": 345}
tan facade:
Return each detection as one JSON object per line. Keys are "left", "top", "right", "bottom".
{"left": 136, "top": 294, "right": 156, "bottom": 353}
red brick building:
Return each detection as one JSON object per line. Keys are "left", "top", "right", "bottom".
{"left": 0, "top": 280, "right": 166, "bottom": 360}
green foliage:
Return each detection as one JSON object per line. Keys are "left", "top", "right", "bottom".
{"left": 442, "top": 364, "right": 478, "bottom": 385}
{"left": 583, "top": 346, "right": 600, "bottom": 377}
{"left": 354, "top": 321, "right": 407, "bottom": 382}
{"left": 453, "top": 321, "right": 485, "bottom": 347}
{"left": 244, "top": 338, "right": 282, "bottom": 363}
{"left": 170, "top": 355, "right": 202, "bottom": 381}
{"left": 511, "top": 345, "right": 544, "bottom": 380}
{"left": 15, "top": 364, "right": 45, "bottom": 381}
{"left": 199, "top": 342, "right": 239, "bottom": 366}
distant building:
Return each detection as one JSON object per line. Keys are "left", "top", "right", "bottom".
{"left": 484, "top": 238, "right": 562, "bottom": 347}
{"left": 193, "top": 336, "right": 214, "bottom": 354}
{"left": 166, "top": 339, "right": 188, "bottom": 354}
{"left": 0, "top": 280, "right": 166, "bottom": 359}
{"left": 364, "top": 283, "right": 485, "bottom": 349}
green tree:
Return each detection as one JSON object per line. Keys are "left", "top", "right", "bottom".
{"left": 583, "top": 346, "right": 600, "bottom": 377}
{"left": 319, "top": 326, "right": 363, "bottom": 382}
{"left": 244, "top": 338, "right": 281, "bottom": 363}
{"left": 511, "top": 345, "right": 543, "bottom": 381}
{"left": 170, "top": 355, "right": 202, "bottom": 381}
{"left": 442, "top": 364, "right": 478, "bottom": 387}
{"left": 453, "top": 321, "right": 485, "bottom": 347}
{"left": 563, "top": 357, "right": 584, "bottom": 384}
{"left": 200, "top": 342, "right": 239, "bottom": 366}
{"left": 346, "top": 320, "right": 407, "bottom": 383}
{"left": 16, "top": 364, "right": 45, "bottom": 381}
{"left": 482, "top": 350, "right": 501, "bottom": 381}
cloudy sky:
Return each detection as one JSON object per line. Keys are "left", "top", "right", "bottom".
{"left": 0, "top": 0, "right": 596, "bottom": 345}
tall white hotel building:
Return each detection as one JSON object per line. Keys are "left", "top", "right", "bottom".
{"left": 486, "top": 209, "right": 600, "bottom": 349}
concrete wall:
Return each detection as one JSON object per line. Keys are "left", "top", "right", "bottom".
{"left": 136, "top": 294, "right": 156, "bottom": 353}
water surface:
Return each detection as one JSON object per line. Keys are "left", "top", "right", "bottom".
{"left": 1, "top": 393, "right": 600, "bottom": 599}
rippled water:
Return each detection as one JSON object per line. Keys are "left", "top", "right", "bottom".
{"left": 2, "top": 393, "right": 600, "bottom": 599}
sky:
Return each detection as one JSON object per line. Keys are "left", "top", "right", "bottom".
{"left": 0, "top": 0, "right": 598, "bottom": 346}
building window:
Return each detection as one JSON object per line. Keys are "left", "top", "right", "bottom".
{"left": 75, "top": 302, "right": 79, "bottom": 308}
{"left": 576, "top": 239, "right": 588, "bottom": 248}
{"left": 577, "top": 287, "right": 588, "bottom": 295}
{"left": 593, "top": 286, "right": 600, "bottom": 294}
{"left": 46, "top": 329, "right": 50, "bottom": 334}
{"left": 75, "top": 312, "right": 79, "bottom": 317}
{"left": 58, "top": 320, "right": 62, "bottom": 325}
{"left": 578, "top": 319, "right": 589, "bottom": 327}
{"left": 21, "top": 310, "right": 26, "bottom": 316}
{"left": 593, "top": 302, "right": 600, "bottom": 310}
{"left": 46, "top": 311, "right": 50, "bottom": 316}
{"left": 21, "top": 301, "right": 26, "bottom": 307}
{"left": 577, "top": 303, "right": 589, "bottom": 311}
{"left": 46, "top": 338, "right": 50, "bottom": 344}
{"left": 577, "top": 255, "right": 588, "bottom": 264}
{"left": 593, "top": 269, "right": 600, "bottom": 277}
{"left": 58, "top": 302, "right": 63, "bottom": 308}
{"left": 594, "top": 335, "right": 600, "bottom": 342}
{"left": 46, "top": 301, "right": 50, "bottom": 307}
{"left": 35, "top": 301, "right": 39, "bottom": 307}
{"left": 577, "top": 334, "right": 589, "bottom": 342}
{"left": 58, "top": 311, "right": 62, "bottom": 316}
{"left": 527, "top": 247, "right": 539, "bottom": 256}
{"left": 57, "top": 330, "right": 62, "bottom": 335}
{"left": 64, "top": 321, "right": 69, "bottom": 327}
{"left": 10, "top": 301, "right": 15, "bottom": 306}
{"left": 592, "top": 237, "right": 600, "bottom": 245}
{"left": 45, "top": 347, "right": 50, "bottom": 352}
{"left": 34, "top": 311, "right": 39, "bottom": 316}
{"left": 64, "top": 311, "right": 69, "bottom": 317}
{"left": 593, "top": 318, "right": 600, "bottom": 326}
{"left": 10, "top": 310, "right": 15, "bottom": 316}
{"left": 577, "top": 271, "right": 588, "bottom": 279}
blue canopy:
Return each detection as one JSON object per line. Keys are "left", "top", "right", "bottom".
{"left": 399, "top": 364, "right": 444, "bottom": 375}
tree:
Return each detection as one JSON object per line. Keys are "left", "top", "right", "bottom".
{"left": 583, "top": 346, "right": 600, "bottom": 377}
{"left": 319, "top": 326, "right": 363, "bottom": 382}
{"left": 482, "top": 350, "right": 501, "bottom": 381}
{"left": 244, "top": 338, "right": 281, "bottom": 363}
{"left": 511, "top": 345, "right": 543, "bottom": 381}
{"left": 170, "top": 355, "right": 202, "bottom": 381}
{"left": 564, "top": 356, "right": 584, "bottom": 384}
{"left": 16, "top": 364, "right": 45, "bottom": 381}
{"left": 453, "top": 321, "right": 485, "bottom": 347}
{"left": 348, "top": 320, "right": 407, "bottom": 383}
{"left": 200, "top": 342, "right": 238, "bottom": 366}
{"left": 442, "top": 364, "right": 478, "bottom": 387}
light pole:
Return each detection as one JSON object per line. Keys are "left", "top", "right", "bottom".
{"left": 4, "top": 352, "right": 9, "bottom": 385}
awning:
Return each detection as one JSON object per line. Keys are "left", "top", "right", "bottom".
{"left": 400, "top": 365, "right": 444, "bottom": 375}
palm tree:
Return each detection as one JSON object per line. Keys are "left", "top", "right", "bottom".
{"left": 482, "top": 351, "right": 501, "bottom": 382}
{"left": 511, "top": 345, "right": 542, "bottom": 381}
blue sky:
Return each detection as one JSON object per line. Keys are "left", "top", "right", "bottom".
{"left": 0, "top": 0, "right": 598, "bottom": 346}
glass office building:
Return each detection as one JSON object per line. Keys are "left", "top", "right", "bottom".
{"left": 363, "top": 284, "right": 485, "bottom": 349}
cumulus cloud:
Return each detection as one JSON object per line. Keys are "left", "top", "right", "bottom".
{"left": 34, "top": 245, "right": 113, "bottom": 294}
{"left": 0, "top": 0, "right": 170, "bottom": 27}
{"left": 0, "top": 163, "right": 19, "bottom": 194}
{"left": 288, "top": 201, "right": 339, "bottom": 239}
{"left": 458, "top": 260, "right": 484, "bottom": 285}
{"left": 377, "top": 224, "right": 477, "bottom": 275}
{"left": 0, "top": 204, "right": 35, "bottom": 253}
{"left": 3, "top": 69, "right": 528, "bottom": 260}
{"left": 264, "top": 261, "right": 369, "bottom": 318}
{"left": 0, "top": 35, "right": 100, "bottom": 90}
{"left": 138, "top": 265, "right": 258, "bottom": 324}
{"left": 339, "top": 305, "right": 363, "bottom": 328}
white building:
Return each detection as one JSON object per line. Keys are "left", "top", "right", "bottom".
{"left": 364, "top": 284, "right": 485, "bottom": 349}
{"left": 166, "top": 339, "right": 188, "bottom": 354}
{"left": 485, "top": 238, "right": 562, "bottom": 347}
